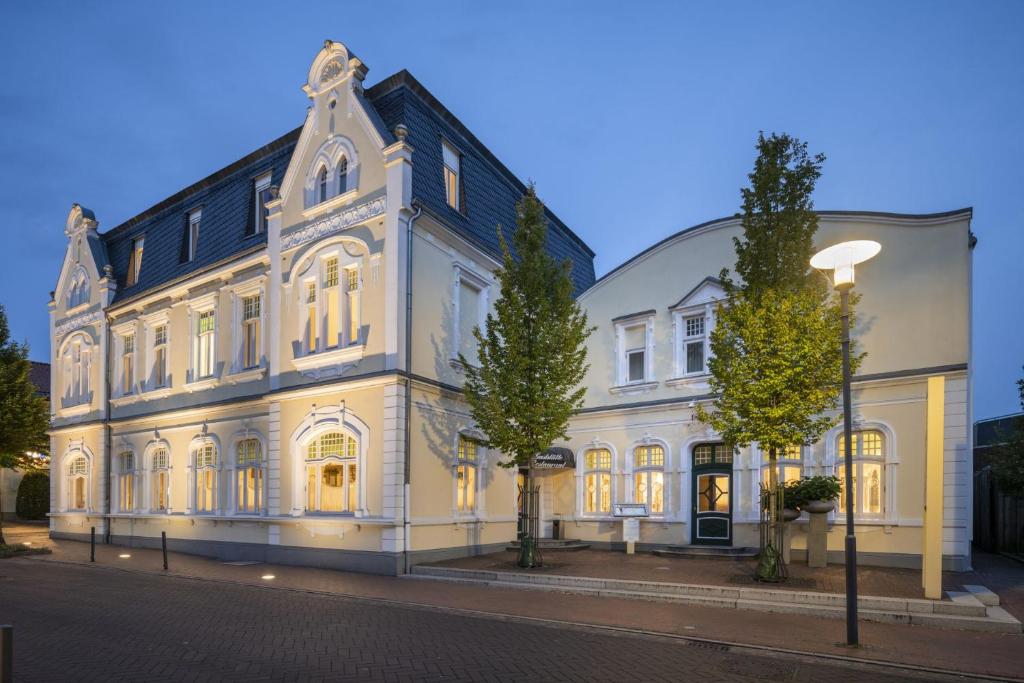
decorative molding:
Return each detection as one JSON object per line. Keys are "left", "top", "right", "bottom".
{"left": 292, "top": 344, "right": 365, "bottom": 379}
{"left": 55, "top": 310, "right": 102, "bottom": 338}
{"left": 281, "top": 196, "right": 386, "bottom": 251}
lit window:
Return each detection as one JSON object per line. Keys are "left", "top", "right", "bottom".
{"left": 61, "top": 335, "right": 91, "bottom": 408}
{"left": 456, "top": 436, "right": 480, "bottom": 513}
{"left": 235, "top": 438, "right": 262, "bottom": 514}
{"left": 345, "top": 267, "right": 360, "bottom": 345}
{"left": 118, "top": 451, "right": 135, "bottom": 512}
{"left": 305, "top": 282, "right": 317, "bottom": 353}
{"left": 193, "top": 442, "right": 217, "bottom": 513}
{"left": 68, "top": 455, "right": 88, "bottom": 511}
{"left": 153, "top": 324, "right": 168, "bottom": 388}
{"left": 693, "top": 443, "right": 732, "bottom": 467}
{"left": 762, "top": 445, "right": 803, "bottom": 486}
{"left": 126, "top": 236, "right": 145, "bottom": 286}
{"left": 242, "top": 295, "right": 261, "bottom": 369}
{"left": 583, "top": 448, "right": 612, "bottom": 514}
{"left": 324, "top": 257, "right": 340, "bottom": 348}
{"left": 634, "top": 445, "right": 664, "bottom": 514}
{"left": 837, "top": 430, "right": 885, "bottom": 519}
{"left": 442, "top": 141, "right": 461, "bottom": 210}
{"left": 300, "top": 252, "right": 363, "bottom": 355}
{"left": 305, "top": 431, "right": 358, "bottom": 513}
{"left": 121, "top": 333, "right": 135, "bottom": 395}
{"left": 457, "top": 276, "right": 482, "bottom": 366}
{"left": 151, "top": 447, "right": 170, "bottom": 512}
{"left": 196, "top": 310, "right": 216, "bottom": 379}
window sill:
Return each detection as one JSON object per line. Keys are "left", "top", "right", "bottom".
{"left": 110, "top": 392, "right": 143, "bottom": 407}
{"left": 184, "top": 376, "right": 219, "bottom": 393}
{"left": 141, "top": 386, "right": 173, "bottom": 401}
{"left": 665, "top": 375, "right": 710, "bottom": 391}
{"left": 609, "top": 381, "right": 658, "bottom": 396}
{"left": 301, "top": 189, "right": 359, "bottom": 221}
{"left": 57, "top": 403, "right": 92, "bottom": 418}
{"left": 225, "top": 366, "right": 267, "bottom": 385}
{"left": 293, "top": 344, "right": 364, "bottom": 379}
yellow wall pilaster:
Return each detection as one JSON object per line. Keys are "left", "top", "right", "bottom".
{"left": 922, "top": 375, "right": 945, "bottom": 599}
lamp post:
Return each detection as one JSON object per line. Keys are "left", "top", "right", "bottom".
{"left": 810, "top": 239, "right": 881, "bottom": 647}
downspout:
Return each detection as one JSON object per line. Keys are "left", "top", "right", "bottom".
{"left": 403, "top": 203, "right": 422, "bottom": 574}
{"left": 103, "top": 316, "right": 112, "bottom": 544}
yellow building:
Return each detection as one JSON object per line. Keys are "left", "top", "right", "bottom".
{"left": 49, "top": 40, "right": 973, "bottom": 573}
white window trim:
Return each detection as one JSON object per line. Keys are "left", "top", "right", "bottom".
{"left": 187, "top": 209, "right": 202, "bottom": 263}
{"left": 61, "top": 444, "right": 93, "bottom": 513}
{"left": 575, "top": 440, "right": 618, "bottom": 519}
{"left": 186, "top": 292, "right": 219, "bottom": 390}
{"left": 629, "top": 439, "right": 670, "bottom": 518}
{"left": 302, "top": 135, "right": 360, "bottom": 217}
{"left": 671, "top": 303, "right": 714, "bottom": 379}
{"left": 450, "top": 264, "right": 490, "bottom": 369}
{"left": 113, "top": 448, "right": 139, "bottom": 513}
{"left": 288, "top": 404, "right": 370, "bottom": 518}
{"left": 230, "top": 429, "right": 268, "bottom": 517}
{"left": 111, "top": 321, "right": 138, "bottom": 400}
{"left": 188, "top": 434, "right": 221, "bottom": 515}
{"left": 611, "top": 313, "right": 656, "bottom": 394}
{"left": 826, "top": 423, "right": 898, "bottom": 525}
{"left": 228, "top": 278, "right": 267, "bottom": 379}
{"left": 254, "top": 172, "right": 272, "bottom": 236}
{"left": 140, "top": 310, "right": 171, "bottom": 396}
{"left": 58, "top": 331, "right": 93, "bottom": 414}
{"left": 144, "top": 439, "right": 173, "bottom": 514}
{"left": 452, "top": 429, "right": 487, "bottom": 519}
{"left": 442, "top": 139, "right": 462, "bottom": 211}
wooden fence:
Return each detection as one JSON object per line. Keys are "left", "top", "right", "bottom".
{"left": 973, "top": 466, "right": 1024, "bottom": 555}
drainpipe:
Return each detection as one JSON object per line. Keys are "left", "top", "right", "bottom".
{"left": 403, "top": 203, "right": 422, "bottom": 574}
{"left": 103, "top": 319, "right": 112, "bottom": 544}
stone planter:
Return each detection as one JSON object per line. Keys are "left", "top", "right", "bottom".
{"left": 781, "top": 507, "right": 801, "bottom": 522}
{"left": 803, "top": 499, "right": 836, "bottom": 514}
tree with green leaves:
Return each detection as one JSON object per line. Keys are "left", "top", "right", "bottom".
{"left": 0, "top": 304, "right": 50, "bottom": 546}
{"left": 697, "top": 132, "right": 859, "bottom": 580}
{"left": 461, "top": 185, "right": 593, "bottom": 567}
{"left": 988, "top": 368, "right": 1024, "bottom": 496}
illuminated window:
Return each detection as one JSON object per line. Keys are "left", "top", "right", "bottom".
{"left": 235, "top": 438, "right": 263, "bottom": 514}
{"left": 305, "top": 431, "right": 358, "bottom": 513}
{"left": 761, "top": 445, "right": 803, "bottom": 486}
{"left": 187, "top": 210, "right": 201, "bottom": 262}
{"left": 193, "top": 442, "right": 218, "bottom": 513}
{"left": 837, "top": 430, "right": 885, "bottom": 519}
{"left": 68, "top": 455, "right": 88, "bottom": 511}
{"left": 634, "top": 445, "right": 665, "bottom": 514}
{"left": 254, "top": 172, "right": 272, "bottom": 235}
{"left": 693, "top": 443, "right": 732, "bottom": 467}
{"left": 118, "top": 451, "right": 135, "bottom": 512}
{"left": 242, "top": 294, "right": 261, "bottom": 369}
{"left": 151, "top": 447, "right": 170, "bottom": 512}
{"left": 126, "top": 235, "right": 145, "bottom": 286}
{"left": 583, "top": 448, "right": 612, "bottom": 514}
{"left": 456, "top": 436, "right": 480, "bottom": 513}
{"left": 196, "top": 310, "right": 216, "bottom": 379}
{"left": 324, "top": 257, "right": 340, "bottom": 348}
{"left": 442, "top": 141, "right": 461, "bottom": 210}
{"left": 121, "top": 333, "right": 135, "bottom": 395}
{"left": 153, "top": 324, "right": 168, "bottom": 388}
{"left": 61, "top": 335, "right": 91, "bottom": 408}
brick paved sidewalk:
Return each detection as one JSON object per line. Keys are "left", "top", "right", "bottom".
{"left": 10, "top": 535, "right": 1022, "bottom": 680}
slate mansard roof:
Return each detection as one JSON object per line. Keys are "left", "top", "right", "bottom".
{"left": 99, "top": 70, "right": 596, "bottom": 305}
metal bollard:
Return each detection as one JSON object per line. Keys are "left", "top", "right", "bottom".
{"left": 161, "top": 531, "right": 168, "bottom": 571}
{"left": 1, "top": 624, "right": 12, "bottom": 683}
{"left": 90, "top": 526, "right": 95, "bottom": 562}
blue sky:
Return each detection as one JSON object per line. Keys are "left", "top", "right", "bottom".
{"left": 1, "top": 1, "right": 1021, "bottom": 419}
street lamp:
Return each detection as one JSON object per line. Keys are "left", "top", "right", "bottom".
{"left": 810, "top": 239, "right": 881, "bottom": 648}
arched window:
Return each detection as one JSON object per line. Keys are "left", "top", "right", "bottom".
{"left": 761, "top": 445, "right": 803, "bottom": 486}
{"left": 455, "top": 435, "right": 480, "bottom": 513}
{"left": 634, "top": 445, "right": 665, "bottom": 514}
{"left": 305, "top": 430, "right": 358, "bottom": 513}
{"left": 318, "top": 166, "right": 328, "bottom": 203}
{"left": 235, "top": 438, "right": 263, "bottom": 514}
{"left": 60, "top": 334, "right": 91, "bottom": 409}
{"left": 193, "top": 441, "right": 218, "bottom": 513}
{"left": 337, "top": 156, "right": 349, "bottom": 194}
{"left": 837, "top": 430, "right": 885, "bottom": 519}
{"left": 151, "top": 447, "right": 170, "bottom": 512}
{"left": 117, "top": 451, "right": 136, "bottom": 512}
{"left": 66, "top": 271, "right": 90, "bottom": 309}
{"left": 298, "top": 249, "right": 363, "bottom": 356}
{"left": 68, "top": 455, "right": 88, "bottom": 511}
{"left": 583, "top": 448, "right": 612, "bottom": 514}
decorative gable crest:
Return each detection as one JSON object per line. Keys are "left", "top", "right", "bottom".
{"left": 670, "top": 276, "right": 725, "bottom": 311}
{"left": 64, "top": 203, "right": 97, "bottom": 238}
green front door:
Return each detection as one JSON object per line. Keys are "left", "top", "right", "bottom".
{"left": 691, "top": 443, "right": 733, "bottom": 546}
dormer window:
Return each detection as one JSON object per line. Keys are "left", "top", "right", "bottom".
{"left": 670, "top": 277, "right": 724, "bottom": 381}
{"left": 126, "top": 235, "right": 144, "bottom": 286}
{"left": 253, "top": 172, "right": 272, "bottom": 235}
{"left": 442, "top": 140, "right": 461, "bottom": 211}
{"left": 181, "top": 209, "right": 201, "bottom": 263}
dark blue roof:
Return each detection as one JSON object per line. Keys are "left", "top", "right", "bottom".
{"left": 101, "top": 70, "right": 595, "bottom": 303}
{"left": 102, "top": 129, "right": 299, "bottom": 303}
{"left": 366, "top": 71, "right": 595, "bottom": 295}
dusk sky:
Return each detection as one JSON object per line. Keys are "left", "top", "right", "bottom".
{"left": 2, "top": 1, "right": 1021, "bottom": 419}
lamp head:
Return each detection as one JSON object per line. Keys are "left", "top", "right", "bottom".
{"left": 810, "top": 240, "right": 881, "bottom": 290}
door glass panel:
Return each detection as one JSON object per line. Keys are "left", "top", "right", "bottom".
{"left": 697, "top": 474, "right": 730, "bottom": 513}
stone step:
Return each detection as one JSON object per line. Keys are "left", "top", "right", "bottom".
{"left": 407, "top": 565, "right": 1015, "bottom": 632}
{"left": 506, "top": 539, "right": 591, "bottom": 551}
{"left": 652, "top": 546, "right": 758, "bottom": 560}
{"left": 963, "top": 584, "right": 1000, "bottom": 606}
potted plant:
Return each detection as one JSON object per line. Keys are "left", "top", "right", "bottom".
{"left": 791, "top": 475, "right": 841, "bottom": 513}
{"left": 781, "top": 480, "right": 804, "bottom": 520}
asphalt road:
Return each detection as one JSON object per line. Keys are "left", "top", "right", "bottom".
{"left": 0, "top": 560, "right": 946, "bottom": 682}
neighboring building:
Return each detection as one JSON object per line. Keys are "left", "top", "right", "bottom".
{"left": 50, "top": 40, "right": 975, "bottom": 573}
{"left": 48, "top": 41, "right": 594, "bottom": 573}
{"left": 542, "top": 210, "right": 975, "bottom": 570}
{"left": 974, "top": 413, "right": 1023, "bottom": 471}
{"left": 1, "top": 361, "right": 50, "bottom": 520}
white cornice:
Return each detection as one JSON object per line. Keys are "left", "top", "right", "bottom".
{"left": 55, "top": 310, "right": 103, "bottom": 338}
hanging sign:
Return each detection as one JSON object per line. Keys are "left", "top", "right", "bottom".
{"left": 532, "top": 447, "right": 575, "bottom": 469}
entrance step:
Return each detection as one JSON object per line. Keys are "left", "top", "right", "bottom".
{"left": 407, "top": 565, "right": 1021, "bottom": 633}
{"left": 652, "top": 546, "right": 758, "bottom": 560}
{"left": 506, "top": 539, "right": 591, "bottom": 551}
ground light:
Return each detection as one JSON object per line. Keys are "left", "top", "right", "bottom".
{"left": 811, "top": 239, "right": 881, "bottom": 648}
{"left": 261, "top": 574, "right": 276, "bottom": 580}
{"left": 118, "top": 554, "right": 131, "bottom": 559}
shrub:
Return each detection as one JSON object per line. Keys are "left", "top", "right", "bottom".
{"left": 790, "top": 475, "right": 841, "bottom": 506}
{"left": 16, "top": 471, "right": 49, "bottom": 520}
